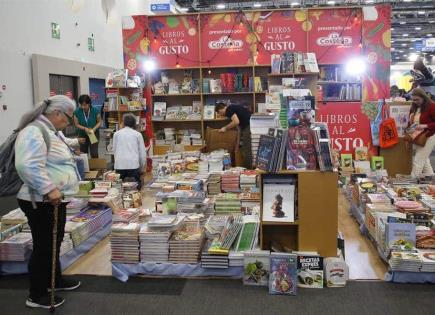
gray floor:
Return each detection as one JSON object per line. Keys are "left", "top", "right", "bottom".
{"left": 0, "top": 275, "right": 434, "bottom": 315}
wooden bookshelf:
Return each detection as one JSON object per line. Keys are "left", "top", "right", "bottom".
{"left": 267, "top": 72, "right": 319, "bottom": 77}
{"left": 259, "top": 171, "right": 338, "bottom": 257}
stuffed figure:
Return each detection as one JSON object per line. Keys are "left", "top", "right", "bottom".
{"left": 271, "top": 194, "right": 285, "bottom": 218}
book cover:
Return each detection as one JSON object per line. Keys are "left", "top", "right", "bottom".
{"left": 286, "top": 126, "right": 317, "bottom": 170}
{"left": 271, "top": 54, "right": 282, "bottom": 74}
{"left": 287, "top": 98, "right": 315, "bottom": 125}
{"left": 386, "top": 222, "right": 416, "bottom": 250}
{"left": 269, "top": 253, "right": 297, "bottom": 295}
{"left": 153, "top": 102, "right": 167, "bottom": 118}
{"left": 157, "top": 162, "right": 171, "bottom": 178}
{"left": 355, "top": 146, "right": 368, "bottom": 161}
{"left": 297, "top": 255, "right": 324, "bottom": 288}
{"left": 203, "top": 105, "right": 215, "bottom": 119}
{"left": 243, "top": 250, "right": 270, "bottom": 286}
{"left": 262, "top": 183, "right": 295, "bottom": 222}
{"left": 341, "top": 154, "right": 353, "bottom": 168}
{"left": 371, "top": 156, "right": 384, "bottom": 170}
{"left": 256, "top": 135, "right": 276, "bottom": 171}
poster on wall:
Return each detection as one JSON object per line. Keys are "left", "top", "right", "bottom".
{"left": 148, "top": 15, "right": 200, "bottom": 68}
{"left": 316, "top": 102, "right": 372, "bottom": 154}
{"left": 200, "top": 12, "right": 253, "bottom": 66}
{"left": 389, "top": 104, "right": 411, "bottom": 137}
{"left": 253, "top": 10, "right": 308, "bottom": 65}
{"left": 362, "top": 5, "right": 391, "bottom": 101}
{"left": 307, "top": 8, "right": 362, "bottom": 64}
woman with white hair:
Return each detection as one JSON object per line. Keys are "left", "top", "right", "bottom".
{"left": 15, "top": 95, "right": 81, "bottom": 309}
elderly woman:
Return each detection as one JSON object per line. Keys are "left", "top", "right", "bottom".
{"left": 15, "top": 95, "right": 81, "bottom": 309}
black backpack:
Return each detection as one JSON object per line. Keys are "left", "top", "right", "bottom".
{"left": 0, "top": 121, "right": 51, "bottom": 197}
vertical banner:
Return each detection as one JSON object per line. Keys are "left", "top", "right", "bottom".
{"left": 362, "top": 5, "right": 391, "bottom": 101}
{"left": 316, "top": 102, "right": 372, "bottom": 154}
{"left": 148, "top": 15, "right": 200, "bottom": 68}
{"left": 307, "top": 8, "right": 362, "bottom": 64}
{"left": 122, "top": 15, "right": 149, "bottom": 75}
{"left": 254, "top": 10, "right": 308, "bottom": 65}
{"left": 200, "top": 12, "right": 253, "bottom": 66}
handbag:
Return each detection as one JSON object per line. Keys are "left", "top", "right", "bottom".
{"left": 379, "top": 102, "right": 399, "bottom": 148}
{"left": 404, "top": 113, "right": 430, "bottom": 147}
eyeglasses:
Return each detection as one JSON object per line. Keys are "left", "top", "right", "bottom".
{"left": 63, "top": 112, "right": 74, "bottom": 125}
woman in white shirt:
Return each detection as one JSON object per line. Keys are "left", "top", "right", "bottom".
{"left": 113, "top": 114, "right": 146, "bottom": 188}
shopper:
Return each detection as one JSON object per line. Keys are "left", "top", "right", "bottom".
{"left": 15, "top": 95, "right": 81, "bottom": 309}
{"left": 408, "top": 88, "right": 435, "bottom": 177}
{"left": 215, "top": 102, "right": 252, "bottom": 169}
{"left": 73, "top": 94, "right": 101, "bottom": 158}
{"left": 113, "top": 114, "right": 146, "bottom": 188}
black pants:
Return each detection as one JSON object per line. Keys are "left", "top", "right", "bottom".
{"left": 18, "top": 199, "right": 67, "bottom": 299}
{"left": 240, "top": 127, "right": 252, "bottom": 169}
{"left": 117, "top": 168, "right": 142, "bottom": 189}
{"left": 80, "top": 133, "right": 99, "bottom": 158}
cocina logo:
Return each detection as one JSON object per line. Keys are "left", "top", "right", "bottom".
{"left": 317, "top": 32, "right": 352, "bottom": 46}
{"left": 208, "top": 36, "right": 243, "bottom": 49}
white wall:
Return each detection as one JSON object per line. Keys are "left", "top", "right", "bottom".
{"left": 0, "top": 0, "right": 154, "bottom": 143}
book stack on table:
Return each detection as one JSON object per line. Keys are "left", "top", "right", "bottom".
{"left": 110, "top": 222, "right": 140, "bottom": 264}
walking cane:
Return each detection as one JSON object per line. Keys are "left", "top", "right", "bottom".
{"left": 50, "top": 203, "right": 59, "bottom": 313}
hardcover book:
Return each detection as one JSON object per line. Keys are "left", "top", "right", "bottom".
{"left": 256, "top": 135, "right": 276, "bottom": 171}
{"left": 386, "top": 222, "right": 416, "bottom": 250}
{"left": 297, "top": 255, "right": 324, "bottom": 288}
{"left": 355, "top": 146, "right": 368, "bottom": 161}
{"left": 371, "top": 156, "right": 384, "bottom": 170}
{"left": 269, "top": 253, "right": 297, "bottom": 295}
{"left": 153, "top": 102, "right": 167, "bottom": 119}
{"left": 262, "top": 182, "right": 295, "bottom": 222}
{"left": 340, "top": 154, "right": 353, "bottom": 168}
{"left": 287, "top": 126, "right": 317, "bottom": 170}
{"left": 203, "top": 105, "right": 215, "bottom": 119}
{"left": 243, "top": 250, "right": 270, "bottom": 286}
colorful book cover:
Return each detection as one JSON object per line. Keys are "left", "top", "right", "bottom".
{"left": 286, "top": 126, "right": 317, "bottom": 170}
{"left": 297, "top": 255, "right": 324, "bottom": 288}
{"left": 262, "top": 183, "right": 295, "bottom": 223}
{"left": 287, "top": 99, "right": 315, "bottom": 125}
{"left": 269, "top": 253, "right": 297, "bottom": 295}
{"left": 371, "top": 156, "right": 384, "bottom": 170}
{"left": 203, "top": 105, "right": 215, "bottom": 119}
{"left": 243, "top": 250, "right": 270, "bottom": 286}
{"left": 386, "top": 222, "right": 416, "bottom": 250}
{"left": 256, "top": 135, "right": 276, "bottom": 171}
{"left": 355, "top": 147, "right": 368, "bottom": 161}
{"left": 153, "top": 102, "right": 167, "bottom": 118}
{"left": 340, "top": 153, "right": 353, "bottom": 168}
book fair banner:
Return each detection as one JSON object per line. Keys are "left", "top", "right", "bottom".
{"left": 200, "top": 12, "right": 253, "bottom": 66}
{"left": 316, "top": 102, "right": 372, "bottom": 154}
{"left": 308, "top": 8, "right": 363, "bottom": 64}
{"left": 148, "top": 15, "right": 200, "bottom": 68}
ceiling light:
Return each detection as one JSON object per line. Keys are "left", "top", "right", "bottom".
{"left": 391, "top": 28, "right": 394, "bottom": 31}
{"left": 402, "top": 34, "right": 409, "bottom": 37}
{"left": 253, "top": 3, "right": 262, "bottom": 8}
{"left": 399, "top": 21, "right": 406, "bottom": 25}
{"left": 430, "top": 21, "right": 435, "bottom": 24}
{"left": 401, "top": 43, "right": 407, "bottom": 46}
{"left": 399, "top": 50, "right": 404, "bottom": 53}
{"left": 418, "top": 11, "right": 425, "bottom": 15}
{"left": 327, "top": 1, "right": 335, "bottom": 5}
{"left": 178, "top": 7, "right": 189, "bottom": 12}
{"left": 410, "top": 47, "right": 414, "bottom": 49}
{"left": 216, "top": 3, "right": 225, "bottom": 9}
{"left": 403, "top": 0, "right": 413, "bottom": 2}
{"left": 391, "top": 40, "right": 395, "bottom": 43}
{"left": 291, "top": 2, "right": 300, "bottom": 6}
{"left": 427, "top": 34, "right": 433, "bottom": 37}
{"left": 365, "top": 0, "right": 374, "bottom": 3}
{"left": 409, "top": 54, "right": 419, "bottom": 62}
{"left": 415, "top": 27, "right": 422, "bottom": 30}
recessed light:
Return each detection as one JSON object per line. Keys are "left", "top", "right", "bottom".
{"left": 410, "top": 47, "right": 414, "bottom": 50}
{"left": 415, "top": 27, "right": 422, "bottom": 30}
{"left": 327, "top": 1, "right": 335, "bottom": 5}
{"left": 253, "top": 3, "right": 262, "bottom": 8}
{"left": 178, "top": 7, "right": 189, "bottom": 12}
{"left": 399, "top": 21, "right": 406, "bottom": 25}
{"left": 399, "top": 50, "right": 404, "bottom": 53}
{"left": 418, "top": 11, "right": 425, "bottom": 15}
{"left": 365, "top": 0, "right": 374, "bottom": 3}
{"left": 291, "top": 2, "right": 300, "bottom": 6}
{"left": 403, "top": 0, "right": 413, "bottom": 2}
{"left": 403, "top": 34, "right": 409, "bottom": 37}
{"left": 217, "top": 3, "right": 225, "bottom": 9}
{"left": 401, "top": 43, "right": 407, "bottom": 46}
{"left": 391, "top": 40, "right": 395, "bottom": 43}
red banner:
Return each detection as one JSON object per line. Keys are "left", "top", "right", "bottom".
{"left": 200, "top": 13, "right": 253, "bottom": 66}
{"left": 316, "top": 102, "right": 372, "bottom": 154}
{"left": 149, "top": 15, "right": 200, "bottom": 68}
{"left": 255, "top": 10, "right": 308, "bottom": 65}
{"left": 122, "top": 15, "right": 149, "bottom": 75}
{"left": 362, "top": 5, "right": 391, "bottom": 100}
{"left": 308, "top": 8, "right": 362, "bottom": 64}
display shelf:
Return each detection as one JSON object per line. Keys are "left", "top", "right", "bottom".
{"left": 153, "top": 144, "right": 203, "bottom": 155}
{"left": 261, "top": 221, "right": 299, "bottom": 226}
{"left": 268, "top": 72, "right": 319, "bottom": 77}
{"left": 318, "top": 81, "right": 361, "bottom": 85}
{"left": 318, "top": 100, "right": 361, "bottom": 103}
{"left": 152, "top": 93, "right": 202, "bottom": 97}
{"left": 203, "top": 92, "right": 255, "bottom": 95}
{"left": 152, "top": 119, "right": 202, "bottom": 122}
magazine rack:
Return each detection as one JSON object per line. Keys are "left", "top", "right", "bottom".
{"left": 259, "top": 170, "right": 338, "bottom": 257}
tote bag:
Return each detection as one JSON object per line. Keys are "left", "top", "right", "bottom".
{"left": 370, "top": 100, "right": 384, "bottom": 146}
{"left": 379, "top": 103, "right": 399, "bottom": 148}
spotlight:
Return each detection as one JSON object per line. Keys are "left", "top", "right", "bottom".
{"left": 143, "top": 59, "right": 156, "bottom": 72}
{"left": 217, "top": 3, "right": 225, "bottom": 9}
{"left": 253, "top": 3, "right": 262, "bottom": 8}
{"left": 345, "top": 58, "right": 366, "bottom": 75}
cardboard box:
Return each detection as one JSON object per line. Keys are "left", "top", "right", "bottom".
{"left": 88, "top": 158, "right": 107, "bottom": 170}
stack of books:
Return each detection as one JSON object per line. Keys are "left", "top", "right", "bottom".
{"left": 240, "top": 171, "right": 258, "bottom": 191}
{"left": 0, "top": 232, "right": 32, "bottom": 261}
{"left": 420, "top": 251, "right": 435, "bottom": 272}
{"left": 389, "top": 251, "right": 422, "bottom": 272}
{"left": 169, "top": 226, "right": 204, "bottom": 264}
{"left": 0, "top": 208, "right": 27, "bottom": 230}
{"left": 221, "top": 171, "right": 240, "bottom": 193}
{"left": 139, "top": 225, "right": 171, "bottom": 263}
{"left": 147, "top": 215, "right": 184, "bottom": 231}
{"left": 112, "top": 208, "right": 140, "bottom": 223}
{"left": 209, "top": 159, "right": 223, "bottom": 173}
{"left": 60, "top": 233, "right": 74, "bottom": 256}
{"left": 201, "top": 239, "right": 229, "bottom": 269}
{"left": 219, "top": 215, "right": 244, "bottom": 250}
{"left": 207, "top": 172, "right": 222, "bottom": 195}
{"left": 250, "top": 113, "right": 280, "bottom": 166}
{"left": 229, "top": 251, "right": 244, "bottom": 267}
{"left": 203, "top": 198, "right": 215, "bottom": 217}
{"left": 214, "top": 193, "right": 241, "bottom": 214}
{"left": 89, "top": 188, "right": 108, "bottom": 199}
{"left": 66, "top": 198, "right": 88, "bottom": 215}
{"left": 174, "top": 191, "right": 207, "bottom": 215}
{"left": 110, "top": 222, "right": 140, "bottom": 263}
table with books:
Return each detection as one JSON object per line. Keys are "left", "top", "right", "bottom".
{"left": 345, "top": 174, "right": 435, "bottom": 284}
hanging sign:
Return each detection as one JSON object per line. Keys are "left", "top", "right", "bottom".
{"left": 149, "top": 15, "right": 200, "bottom": 68}
{"left": 255, "top": 10, "right": 308, "bottom": 65}
{"left": 316, "top": 102, "right": 372, "bottom": 154}
{"left": 307, "top": 8, "right": 362, "bottom": 64}
{"left": 150, "top": 3, "right": 170, "bottom": 12}
{"left": 200, "top": 13, "right": 253, "bottom": 66}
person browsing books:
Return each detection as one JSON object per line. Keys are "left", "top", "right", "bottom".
{"left": 408, "top": 88, "right": 435, "bottom": 177}
{"left": 73, "top": 94, "right": 101, "bottom": 158}
{"left": 15, "top": 95, "right": 82, "bottom": 309}
{"left": 215, "top": 102, "right": 252, "bottom": 169}
{"left": 113, "top": 114, "right": 147, "bottom": 189}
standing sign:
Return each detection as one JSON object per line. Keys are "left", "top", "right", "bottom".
{"left": 307, "top": 8, "right": 362, "bottom": 64}
{"left": 316, "top": 102, "right": 372, "bottom": 154}
{"left": 149, "top": 15, "right": 200, "bottom": 68}
{"left": 255, "top": 10, "right": 308, "bottom": 65}
{"left": 200, "top": 13, "right": 253, "bottom": 66}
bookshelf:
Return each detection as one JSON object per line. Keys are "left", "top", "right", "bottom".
{"left": 259, "top": 171, "right": 338, "bottom": 257}
{"left": 317, "top": 64, "right": 362, "bottom": 102}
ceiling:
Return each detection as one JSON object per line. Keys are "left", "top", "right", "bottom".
{"left": 174, "top": 0, "right": 435, "bottom": 64}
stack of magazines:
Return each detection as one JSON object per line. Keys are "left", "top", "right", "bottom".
{"left": 110, "top": 222, "right": 140, "bottom": 263}
{"left": 0, "top": 232, "right": 32, "bottom": 261}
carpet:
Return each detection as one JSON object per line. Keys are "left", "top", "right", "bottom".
{"left": 0, "top": 275, "right": 434, "bottom": 315}
{"left": 0, "top": 196, "right": 18, "bottom": 217}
